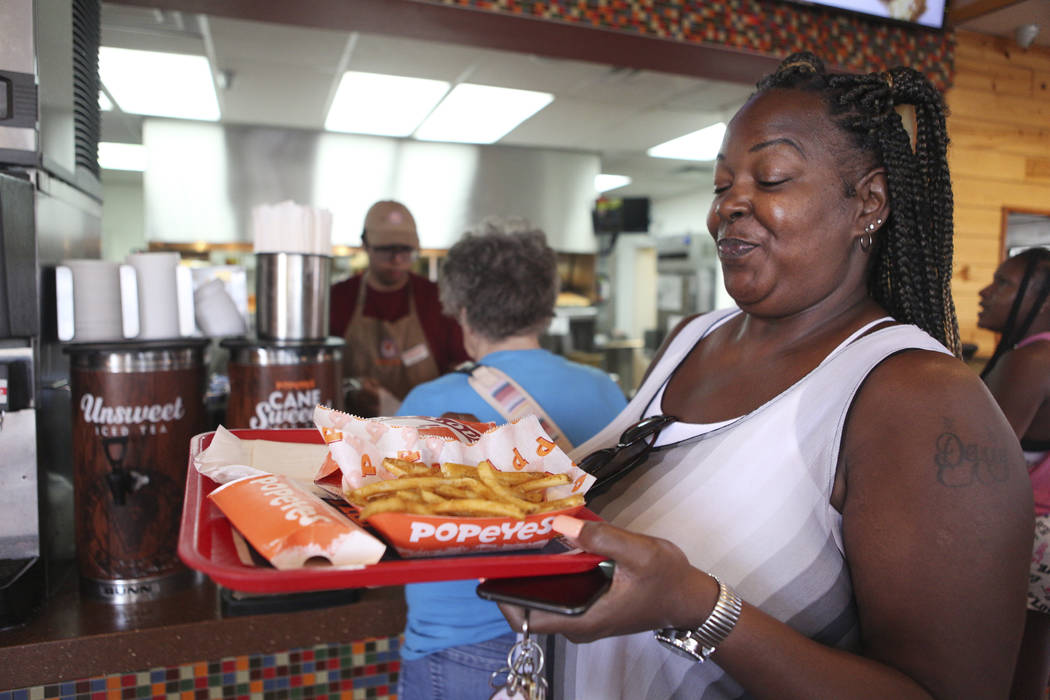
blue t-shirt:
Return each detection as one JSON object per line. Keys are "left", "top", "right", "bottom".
{"left": 396, "top": 348, "right": 627, "bottom": 659}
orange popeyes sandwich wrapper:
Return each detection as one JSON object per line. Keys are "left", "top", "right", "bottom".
{"left": 312, "top": 406, "right": 596, "bottom": 557}
{"left": 208, "top": 473, "right": 386, "bottom": 569}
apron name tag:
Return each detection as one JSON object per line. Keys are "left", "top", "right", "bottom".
{"left": 402, "top": 343, "right": 431, "bottom": 367}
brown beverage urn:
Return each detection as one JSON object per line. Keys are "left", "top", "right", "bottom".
{"left": 221, "top": 337, "right": 344, "bottom": 430}
{"left": 66, "top": 339, "right": 207, "bottom": 602}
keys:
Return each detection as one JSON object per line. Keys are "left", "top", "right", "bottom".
{"left": 489, "top": 610, "right": 548, "bottom": 700}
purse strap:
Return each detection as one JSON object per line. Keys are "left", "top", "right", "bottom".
{"left": 460, "top": 362, "right": 575, "bottom": 454}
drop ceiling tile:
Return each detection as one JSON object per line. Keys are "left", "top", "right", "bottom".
{"left": 101, "top": 4, "right": 205, "bottom": 54}
{"left": 566, "top": 69, "right": 711, "bottom": 109}
{"left": 348, "top": 33, "right": 489, "bottom": 82}
{"left": 661, "top": 81, "right": 755, "bottom": 114}
{"left": 597, "top": 109, "right": 727, "bottom": 153}
{"left": 101, "top": 16, "right": 207, "bottom": 56}
{"left": 207, "top": 16, "right": 351, "bottom": 69}
{"left": 464, "top": 52, "right": 614, "bottom": 93}
{"left": 218, "top": 64, "right": 335, "bottom": 129}
{"left": 500, "top": 98, "right": 643, "bottom": 150}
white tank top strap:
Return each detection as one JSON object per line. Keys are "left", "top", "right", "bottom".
{"left": 832, "top": 316, "right": 895, "bottom": 352}
{"left": 642, "top": 315, "right": 897, "bottom": 445}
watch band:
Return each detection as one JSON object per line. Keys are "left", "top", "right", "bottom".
{"left": 653, "top": 576, "right": 743, "bottom": 663}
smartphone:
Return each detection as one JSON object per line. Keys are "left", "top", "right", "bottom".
{"left": 476, "top": 560, "right": 614, "bottom": 616}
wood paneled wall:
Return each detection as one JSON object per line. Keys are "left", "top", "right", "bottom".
{"left": 947, "top": 31, "right": 1050, "bottom": 357}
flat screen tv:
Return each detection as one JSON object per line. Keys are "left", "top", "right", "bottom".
{"left": 593, "top": 197, "right": 650, "bottom": 234}
{"left": 791, "top": 0, "right": 948, "bottom": 29}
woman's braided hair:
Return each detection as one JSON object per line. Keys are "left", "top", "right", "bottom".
{"left": 756, "top": 51, "right": 961, "bottom": 356}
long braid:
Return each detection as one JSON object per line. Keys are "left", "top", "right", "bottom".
{"left": 756, "top": 52, "right": 961, "bottom": 356}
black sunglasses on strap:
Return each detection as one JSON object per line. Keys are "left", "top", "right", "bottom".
{"left": 579, "top": 414, "right": 677, "bottom": 497}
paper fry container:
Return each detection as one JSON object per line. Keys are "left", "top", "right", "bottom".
{"left": 365, "top": 504, "right": 586, "bottom": 558}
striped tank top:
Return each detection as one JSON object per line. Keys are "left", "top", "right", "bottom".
{"left": 553, "top": 309, "right": 950, "bottom": 700}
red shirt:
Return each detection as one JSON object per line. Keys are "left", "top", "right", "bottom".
{"left": 329, "top": 273, "right": 469, "bottom": 374}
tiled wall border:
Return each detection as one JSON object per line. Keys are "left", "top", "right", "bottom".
{"left": 415, "top": 0, "right": 955, "bottom": 90}
{"left": 1, "top": 637, "right": 400, "bottom": 700}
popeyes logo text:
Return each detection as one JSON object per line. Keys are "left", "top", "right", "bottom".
{"left": 254, "top": 475, "right": 333, "bottom": 527}
{"left": 250, "top": 380, "right": 322, "bottom": 429}
{"left": 408, "top": 515, "right": 556, "bottom": 544}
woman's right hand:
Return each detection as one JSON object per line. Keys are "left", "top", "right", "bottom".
{"left": 498, "top": 515, "right": 721, "bottom": 643}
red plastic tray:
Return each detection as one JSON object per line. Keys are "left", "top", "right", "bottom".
{"left": 178, "top": 428, "right": 604, "bottom": 593}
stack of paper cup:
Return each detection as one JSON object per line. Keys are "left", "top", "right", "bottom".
{"left": 60, "top": 260, "right": 125, "bottom": 342}
{"left": 125, "top": 252, "right": 182, "bottom": 340}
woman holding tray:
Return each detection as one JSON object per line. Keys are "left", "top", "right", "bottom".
{"left": 393, "top": 219, "right": 626, "bottom": 699}
{"left": 499, "top": 52, "right": 1033, "bottom": 699}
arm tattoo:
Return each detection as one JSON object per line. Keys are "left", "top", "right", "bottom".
{"left": 935, "top": 430, "right": 1011, "bottom": 487}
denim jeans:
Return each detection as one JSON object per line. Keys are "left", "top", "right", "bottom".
{"left": 397, "top": 632, "right": 518, "bottom": 700}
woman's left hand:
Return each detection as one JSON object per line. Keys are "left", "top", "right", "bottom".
{"left": 498, "top": 515, "right": 719, "bottom": 642}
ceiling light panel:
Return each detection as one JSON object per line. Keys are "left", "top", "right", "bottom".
{"left": 647, "top": 122, "right": 727, "bottom": 161}
{"left": 325, "top": 71, "right": 451, "bottom": 137}
{"left": 595, "top": 173, "right": 632, "bottom": 193}
{"left": 414, "top": 84, "right": 554, "bottom": 144}
{"left": 99, "top": 47, "right": 220, "bottom": 121}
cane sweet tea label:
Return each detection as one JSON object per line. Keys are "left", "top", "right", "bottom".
{"left": 227, "top": 360, "right": 342, "bottom": 430}
{"left": 248, "top": 379, "right": 321, "bottom": 429}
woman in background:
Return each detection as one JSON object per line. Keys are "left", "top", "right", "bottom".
{"left": 977, "top": 247, "right": 1050, "bottom": 700}
{"left": 394, "top": 219, "right": 626, "bottom": 699}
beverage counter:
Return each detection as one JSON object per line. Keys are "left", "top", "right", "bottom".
{"left": 0, "top": 560, "right": 406, "bottom": 691}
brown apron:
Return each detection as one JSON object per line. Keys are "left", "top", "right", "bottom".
{"left": 342, "top": 273, "right": 441, "bottom": 400}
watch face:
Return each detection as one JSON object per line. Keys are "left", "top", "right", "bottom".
{"left": 654, "top": 630, "right": 708, "bottom": 663}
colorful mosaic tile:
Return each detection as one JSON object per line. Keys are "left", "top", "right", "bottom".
{"left": 0, "top": 637, "right": 401, "bottom": 700}
{"left": 415, "top": 0, "right": 956, "bottom": 90}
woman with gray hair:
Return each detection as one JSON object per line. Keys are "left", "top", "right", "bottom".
{"left": 440, "top": 218, "right": 561, "bottom": 365}
{"left": 394, "top": 218, "right": 627, "bottom": 700}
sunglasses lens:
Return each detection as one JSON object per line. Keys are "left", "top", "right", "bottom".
{"left": 592, "top": 439, "right": 650, "bottom": 480}
{"left": 619, "top": 414, "right": 673, "bottom": 445}
{"left": 578, "top": 447, "right": 615, "bottom": 476}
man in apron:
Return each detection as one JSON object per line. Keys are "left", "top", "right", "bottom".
{"left": 329, "top": 200, "right": 468, "bottom": 417}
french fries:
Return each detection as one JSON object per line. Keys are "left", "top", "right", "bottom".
{"left": 382, "top": 458, "right": 439, "bottom": 478}
{"left": 346, "top": 457, "right": 581, "bottom": 520}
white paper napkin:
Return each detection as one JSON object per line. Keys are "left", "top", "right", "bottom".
{"left": 194, "top": 425, "right": 331, "bottom": 497}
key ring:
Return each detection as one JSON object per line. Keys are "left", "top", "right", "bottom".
{"left": 489, "top": 609, "right": 548, "bottom": 700}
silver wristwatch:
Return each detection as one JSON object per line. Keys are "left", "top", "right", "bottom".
{"left": 654, "top": 576, "right": 743, "bottom": 663}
